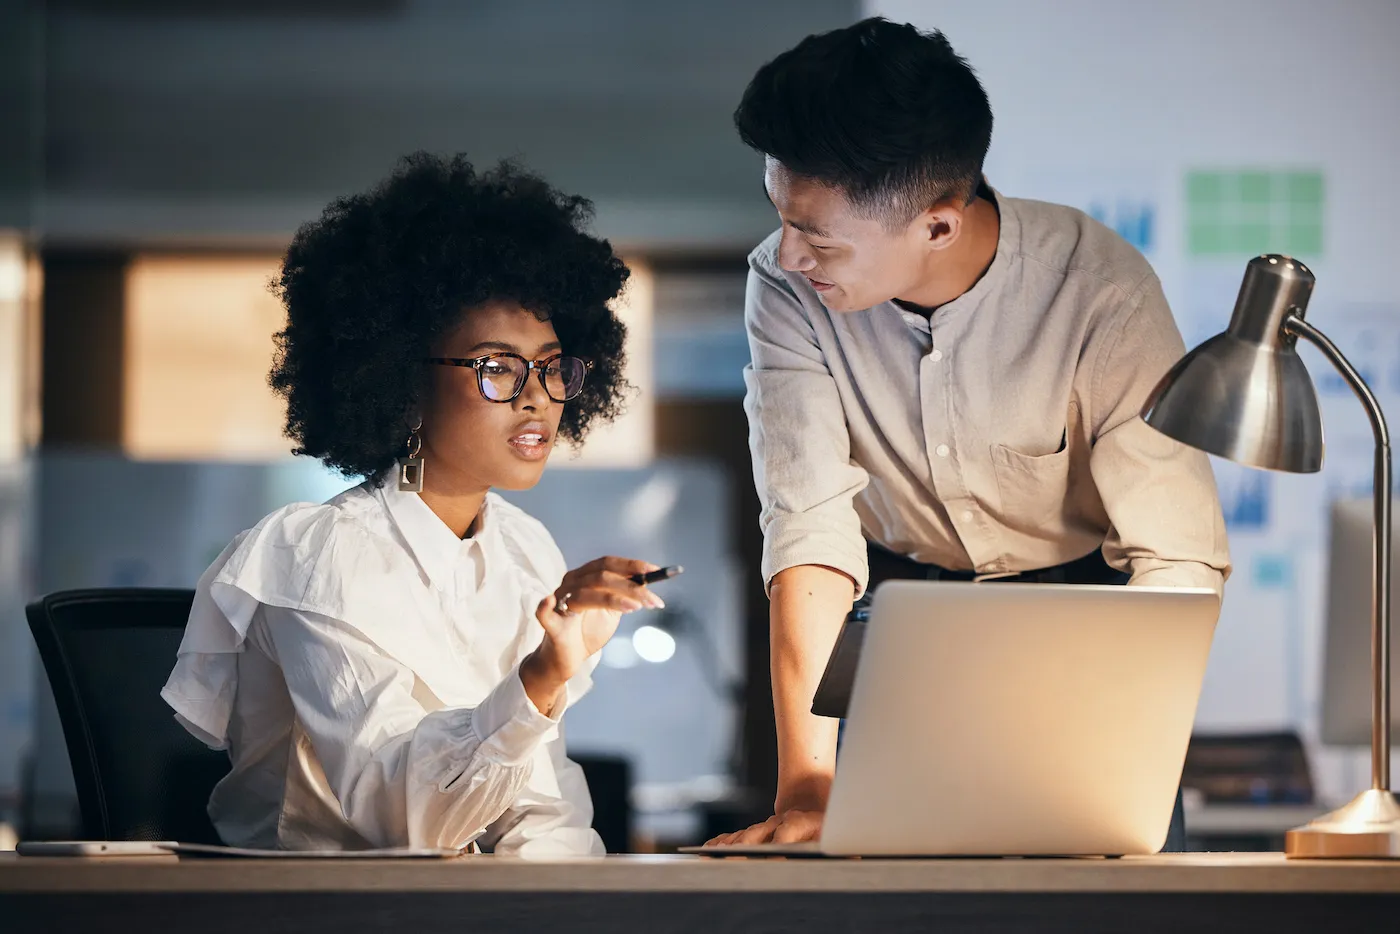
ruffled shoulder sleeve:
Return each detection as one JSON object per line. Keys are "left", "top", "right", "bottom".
{"left": 161, "top": 494, "right": 474, "bottom": 748}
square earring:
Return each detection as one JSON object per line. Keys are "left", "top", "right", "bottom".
{"left": 397, "top": 455, "right": 424, "bottom": 493}
{"left": 398, "top": 421, "right": 424, "bottom": 492}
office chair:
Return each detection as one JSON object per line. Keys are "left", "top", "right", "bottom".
{"left": 573, "top": 754, "right": 633, "bottom": 853}
{"left": 26, "top": 588, "right": 229, "bottom": 843}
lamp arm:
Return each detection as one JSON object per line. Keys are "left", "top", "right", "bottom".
{"left": 1286, "top": 314, "right": 1392, "bottom": 791}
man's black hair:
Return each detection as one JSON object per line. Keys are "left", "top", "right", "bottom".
{"left": 734, "top": 17, "right": 993, "bottom": 226}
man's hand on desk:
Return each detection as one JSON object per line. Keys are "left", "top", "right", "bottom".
{"left": 700, "top": 565, "right": 850, "bottom": 848}
{"left": 703, "top": 808, "right": 824, "bottom": 847}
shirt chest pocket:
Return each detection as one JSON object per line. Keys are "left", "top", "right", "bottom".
{"left": 990, "top": 437, "right": 1072, "bottom": 533}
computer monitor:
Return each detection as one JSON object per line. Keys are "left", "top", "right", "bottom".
{"left": 1320, "top": 498, "right": 1400, "bottom": 745}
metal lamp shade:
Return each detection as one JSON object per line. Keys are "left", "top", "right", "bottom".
{"left": 1142, "top": 331, "right": 1323, "bottom": 473}
{"left": 1142, "top": 254, "right": 1322, "bottom": 473}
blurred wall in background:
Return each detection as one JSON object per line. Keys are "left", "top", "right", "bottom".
{"left": 0, "top": 0, "right": 43, "bottom": 833}
{"left": 39, "top": 0, "right": 850, "bottom": 252}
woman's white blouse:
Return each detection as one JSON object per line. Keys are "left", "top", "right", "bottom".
{"left": 160, "top": 478, "right": 603, "bottom": 856}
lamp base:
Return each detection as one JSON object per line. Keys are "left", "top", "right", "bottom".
{"left": 1285, "top": 789, "right": 1400, "bottom": 858}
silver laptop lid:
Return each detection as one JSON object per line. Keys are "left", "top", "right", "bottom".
{"left": 821, "top": 582, "right": 1219, "bottom": 856}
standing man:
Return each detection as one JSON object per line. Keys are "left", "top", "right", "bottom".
{"left": 712, "top": 18, "right": 1230, "bottom": 847}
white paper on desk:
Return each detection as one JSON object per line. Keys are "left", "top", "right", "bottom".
{"left": 164, "top": 843, "right": 464, "bottom": 859}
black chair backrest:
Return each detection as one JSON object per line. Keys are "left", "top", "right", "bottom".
{"left": 26, "top": 588, "right": 230, "bottom": 843}
{"left": 572, "top": 754, "right": 633, "bottom": 853}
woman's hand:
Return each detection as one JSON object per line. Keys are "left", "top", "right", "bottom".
{"left": 520, "top": 557, "right": 663, "bottom": 714}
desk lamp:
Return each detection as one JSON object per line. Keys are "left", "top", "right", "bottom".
{"left": 1142, "top": 254, "right": 1400, "bottom": 858}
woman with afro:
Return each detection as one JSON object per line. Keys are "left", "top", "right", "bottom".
{"left": 162, "top": 154, "right": 657, "bottom": 856}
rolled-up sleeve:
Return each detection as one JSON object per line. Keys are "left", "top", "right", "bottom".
{"left": 742, "top": 259, "right": 871, "bottom": 596}
{"left": 1088, "top": 273, "right": 1232, "bottom": 595}
{"left": 259, "top": 606, "right": 594, "bottom": 852}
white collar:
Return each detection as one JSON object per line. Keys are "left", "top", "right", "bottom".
{"left": 377, "top": 478, "right": 496, "bottom": 591}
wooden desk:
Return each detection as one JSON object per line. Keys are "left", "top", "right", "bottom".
{"left": 3, "top": 852, "right": 1399, "bottom": 933}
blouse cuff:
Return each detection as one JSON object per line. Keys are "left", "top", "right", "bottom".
{"left": 471, "top": 663, "right": 564, "bottom": 765}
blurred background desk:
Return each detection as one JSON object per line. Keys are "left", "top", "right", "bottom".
{"left": 1185, "top": 803, "right": 1331, "bottom": 852}
{"left": 1180, "top": 731, "right": 1331, "bottom": 852}
{"left": 4, "top": 852, "right": 1400, "bottom": 934}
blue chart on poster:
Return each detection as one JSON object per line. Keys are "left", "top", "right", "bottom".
{"left": 1218, "top": 471, "right": 1270, "bottom": 531}
{"left": 1085, "top": 199, "right": 1155, "bottom": 254}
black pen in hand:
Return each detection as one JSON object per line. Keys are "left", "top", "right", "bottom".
{"left": 630, "top": 565, "right": 684, "bottom": 586}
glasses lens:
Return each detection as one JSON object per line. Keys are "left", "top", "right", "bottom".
{"left": 478, "top": 355, "right": 526, "bottom": 402}
{"left": 545, "top": 356, "right": 587, "bottom": 401}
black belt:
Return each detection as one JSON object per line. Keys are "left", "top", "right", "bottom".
{"left": 867, "top": 542, "right": 1129, "bottom": 589}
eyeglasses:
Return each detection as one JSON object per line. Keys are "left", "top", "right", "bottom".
{"left": 425, "top": 352, "right": 592, "bottom": 403}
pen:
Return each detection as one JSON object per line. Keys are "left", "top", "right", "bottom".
{"left": 631, "top": 565, "right": 684, "bottom": 586}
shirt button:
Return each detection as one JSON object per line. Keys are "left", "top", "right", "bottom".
{"left": 930, "top": 349, "right": 944, "bottom": 362}
{"left": 936, "top": 444, "right": 951, "bottom": 458}
{"left": 962, "top": 510, "right": 975, "bottom": 522}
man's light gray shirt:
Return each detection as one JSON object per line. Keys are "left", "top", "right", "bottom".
{"left": 742, "top": 189, "right": 1231, "bottom": 597}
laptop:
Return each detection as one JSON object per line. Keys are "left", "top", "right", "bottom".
{"left": 690, "top": 581, "right": 1218, "bottom": 857}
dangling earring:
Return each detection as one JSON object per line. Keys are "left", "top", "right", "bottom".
{"left": 398, "top": 418, "right": 424, "bottom": 492}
